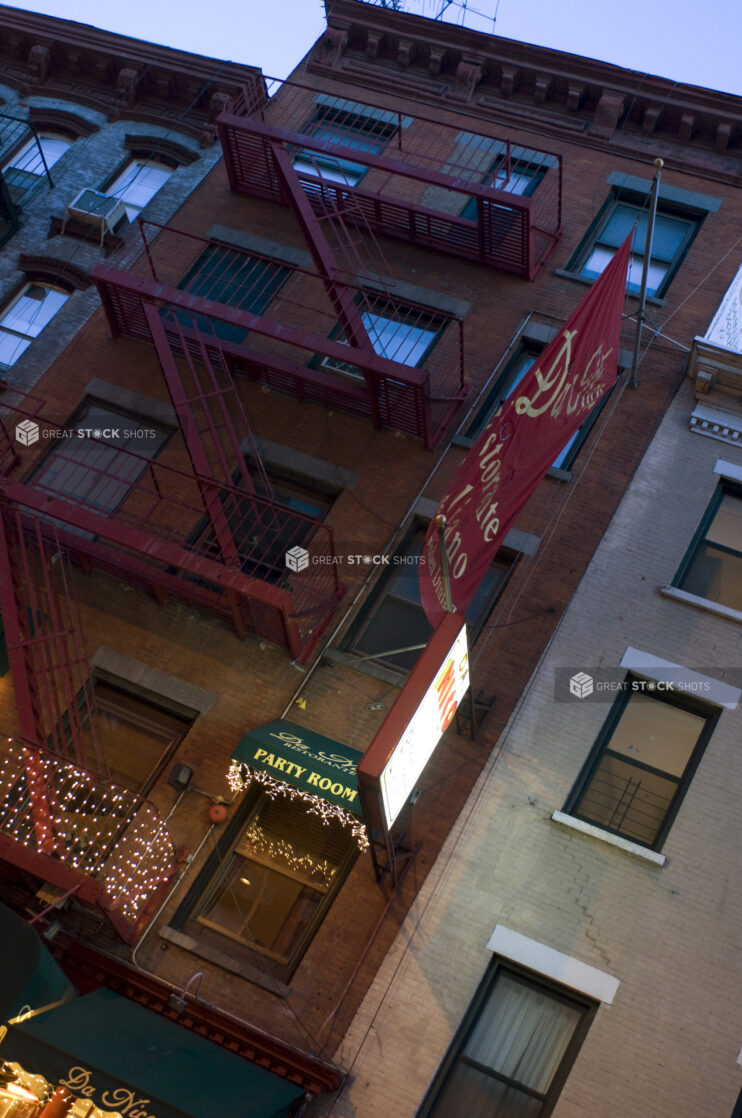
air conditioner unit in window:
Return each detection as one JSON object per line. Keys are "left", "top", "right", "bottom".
{"left": 63, "top": 188, "right": 128, "bottom": 244}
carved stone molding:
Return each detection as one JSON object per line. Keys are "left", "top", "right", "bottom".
{"left": 588, "top": 91, "right": 626, "bottom": 138}
{"left": 450, "top": 59, "right": 483, "bottom": 102}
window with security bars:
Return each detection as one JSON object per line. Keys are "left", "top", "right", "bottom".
{"left": 168, "top": 244, "right": 290, "bottom": 344}
{"left": 570, "top": 191, "right": 701, "bottom": 297}
{"left": 293, "top": 102, "right": 397, "bottom": 186}
{"left": 419, "top": 961, "right": 595, "bottom": 1118}
{"left": 30, "top": 400, "right": 170, "bottom": 514}
{"left": 187, "top": 468, "right": 335, "bottom": 585}
{"left": 195, "top": 791, "right": 357, "bottom": 969}
{"left": 320, "top": 298, "right": 444, "bottom": 380}
{"left": 457, "top": 341, "right": 613, "bottom": 469}
{"left": 565, "top": 683, "right": 718, "bottom": 849}
{"left": 460, "top": 155, "right": 546, "bottom": 221}
{"left": 673, "top": 482, "right": 742, "bottom": 613}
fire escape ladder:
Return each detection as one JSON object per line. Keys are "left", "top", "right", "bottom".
{"left": 0, "top": 508, "right": 105, "bottom": 772}
{"left": 144, "top": 303, "right": 247, "bottom": 571}
{"left": 270, "top": 145, "right": 380, "bottom": 382}
{"left": 290, "top": 150, "right": 397, "bottom": 293}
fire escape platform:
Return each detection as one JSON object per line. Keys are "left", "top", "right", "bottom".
{"left": 217, "top": 79, "right": 562, "bottom": 279}
{"left": 93, "top": 224, "right": 468, "bottom": 448}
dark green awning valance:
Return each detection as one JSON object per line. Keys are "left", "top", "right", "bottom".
{"left": 0, "top": 988, "right": 303, "bottom": 1118}
{"left": 229, "top": 721, "right": 367, "bottom": 849}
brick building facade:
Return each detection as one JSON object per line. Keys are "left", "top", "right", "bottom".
{"left": 0, "top": 1, "right": 739, "bottom": 1114}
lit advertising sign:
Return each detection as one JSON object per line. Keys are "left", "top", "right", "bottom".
{"left": 353, "top": 615, "right": 469, "bottom": 835}
{"left": 379, "top": 622, "right": 469, "bottom": 827}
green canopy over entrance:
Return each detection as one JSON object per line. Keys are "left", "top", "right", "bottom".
{"left": 232, "top": 720, "right": 364, "bottom": 817}
{"left": 0, "top": 988, "right": 304, "bottom": 1118}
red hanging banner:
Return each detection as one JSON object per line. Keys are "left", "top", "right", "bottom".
{"left": 420, "top": 236, "right": 632, "bottom": 627}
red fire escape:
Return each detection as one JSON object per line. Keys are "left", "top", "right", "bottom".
{"left": 0, "top": 503, "right": 179, "bottom": 943}
{"left": 218, "top": 76, "right": 563, "bottom": 278}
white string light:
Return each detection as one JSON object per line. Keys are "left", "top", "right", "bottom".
{"left": 228, "top": 760, "right": 369, "bottom": 852}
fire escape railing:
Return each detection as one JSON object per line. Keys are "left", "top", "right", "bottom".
{"left": 94, "top": 221, "right": 467, "bottom": 448}
{"left": 0, "top": 395, "right": 343, "bottom": 662}
{"left": 0, "top": 114, "right": 55, "bottom": 223}
{"left": 0, "top": 733, "right": 179, "bottom": 943}
{"left": 218, "top": 75, "right": 562, "bottom": 279}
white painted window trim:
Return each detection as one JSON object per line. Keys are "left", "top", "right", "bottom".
{"left": 486, "top": 924, "right": 620, "bottom": 1004}
{"left": 620, "top": 646, "right": 740, "bottom": 709}
{"left": 551, "top": 810, "right": 666, "bottom": 866}
{"left": 661, "top": 585, "right": 742, "bottom": 628}
{"left": 713, "top": 458, "right": 742, "bottom": 484}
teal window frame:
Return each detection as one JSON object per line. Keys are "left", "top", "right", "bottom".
{"left": 672, "top": 481, "right": 742, "bottom": 613}
{"left": 569, "top": 190, "right": 702, "bottom": 298}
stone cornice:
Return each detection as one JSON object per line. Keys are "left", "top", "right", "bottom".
{"left": 0, "top": 4, "right": 262, "bottom": 146}
{"left": 320, "top": 1, "right": 741, "bottom": 168}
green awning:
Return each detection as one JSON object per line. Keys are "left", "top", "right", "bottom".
{"left": 0, "top": 904, "right": 76, "bottom": 1023}
{"left": 0, "top": 988, "right": 303, "bottom": 1118}
{"left": 231, "top": 720, "right": 364, "bottom": 818}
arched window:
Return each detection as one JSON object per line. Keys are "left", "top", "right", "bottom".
{"left": 4, "top": 132, "right": 72, "bottom": 196}
{"left": 0, "top": 282, "right": 69, "bottom": 368}
{"left": 106, "top": 159, "right": 172, "bottom": 221}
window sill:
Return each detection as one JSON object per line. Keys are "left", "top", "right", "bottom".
{"left": 546, "top": 466, "right": 573, "bottom": 482}
{"left": 660, "top": 585, "right": 742, "bottom": 625}
{"left": 550, "top": 810, "right": 666, "bottom": 866}
{"left": 159, "top": 925, "right": 291, "bottom": 997}
{"left": 48, "top": 213, "right": 125, "bottom": 257}
{"left": 553, "top": 268, "right": 667, "bottom": 308}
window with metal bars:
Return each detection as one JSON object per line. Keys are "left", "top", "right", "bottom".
{"left": 418, "top": 960, "right": 596, "bottom": 1118}
{"left": 170, "top": 244, "right": 290, "bottom": 344}
{"left": 29, "top": 399, "right": 170, "bottom": 515}
{"left": 186, "top": 467, "right": 336, "bottom": 586}
{"left": 320, "top": 296, "right": 445, "bottom": 380}
{"left": 2, "top": 132, "right": 71, "bottom": 203}
{"left": 293, "top": 102, "right": 397, "bottom": 186}
{"left": 673, "top": 481, "right": 742, "bottom": 614}
{"left": 564, "top": 680, "right": 718, "bottom": 850}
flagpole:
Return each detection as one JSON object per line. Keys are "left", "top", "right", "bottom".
{"left": 631, "top": 158, "right": 663, "bottom": 388}
{"left": 433, "top": 515, "right": 455, "bottom": 613}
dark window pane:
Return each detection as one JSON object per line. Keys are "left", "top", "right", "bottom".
{"left": 678, "top": 491, "right": 742, "bottom": 611}
{"left": 172, "top": 246, "right": 289, "bottom": 343}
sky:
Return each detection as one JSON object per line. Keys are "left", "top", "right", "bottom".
{"left": 3, "top": 0, "right": 741, "bottom": 98}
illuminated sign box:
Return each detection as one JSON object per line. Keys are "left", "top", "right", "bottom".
{"left": 358, "top": 613, "right": 469, "bottom": 833}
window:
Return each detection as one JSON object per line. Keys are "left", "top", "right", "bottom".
{"left": 565, "top": 682, "right": 718, "bottom": 849}
{"left": 673, "top": 482, "right": 742, "bottom": 612}
{"left": 0, "top": 283, "right": 68, "bottom": 368}
{"left": 169, "top": 245, "right": 289, "bottom": 344}
{"left": 419, "top": 960, "right": 595, "bottom": 1118}
{"left": 294, "top": 102, "right": 396, "bottom": 186}
{"left": 188, "top": 467, "right": 335, "bottom": 585}
{"left": 106, "top": 159, "right": 172, "bottom": 220}
{"left": 3, "top": 133, "right": 72, "bottom": 201}
{"left": 571, "top": 192, "right": 701, "bottom": 297}
{"left": 457, "top": 341, "right": 611, "bottom": 469}
{"left": 31, "top": 401, "right": 170, "bottom": 514}
{"left": 177, "top": 788, "right": 357, "bottom": 976}
{"left": 347, "top": 527, "right": 513, "bottom": 672}
{"left": 460, "top": 155, "right": 545, "bottom": 221}
{"left": 322, "top": 298, "right": 444, "bottom": 380}
{"left": 83, "top": 679, "right": 193, "bottom": 795}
